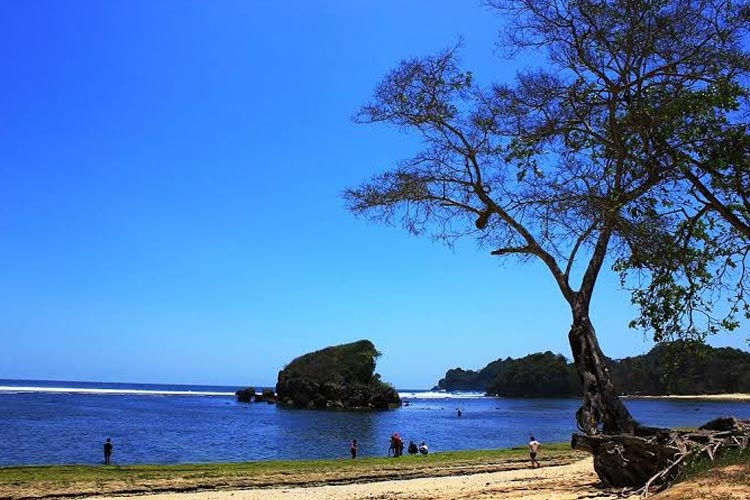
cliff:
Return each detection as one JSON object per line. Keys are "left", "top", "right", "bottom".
{"left": 275, "top": 339, "right": 401, "bottom": 409}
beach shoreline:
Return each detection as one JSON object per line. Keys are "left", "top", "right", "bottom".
{"left": 0, "top": 447, "right": 595, "bottom": 500}
{"left": 2, "top": 445, "right": 748, "bottom": 500}
{"left": 623, "top": 393, "right": 750, "bottom": 401}
{"left": 83, "top": 458, "right": 628, "bottom": 500}
{"left": 46, "top": 458, "right": 750, "bottom": 500}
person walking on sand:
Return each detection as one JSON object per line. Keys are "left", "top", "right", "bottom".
{"left": 103, "top": 438, "right": 113, "bottom": 465}
{"left": 350, "top": 439, "right": 358, "bottom": 459}
{"left": 528, "top": 436, "right": 541, "bottom": 468}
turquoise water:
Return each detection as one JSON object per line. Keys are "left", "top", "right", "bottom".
{"left": 1, "top": 379, "right": 748, "bottom": 466}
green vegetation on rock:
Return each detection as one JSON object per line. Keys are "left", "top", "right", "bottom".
{"left": 275, "top": 339, "right": 400, "bottom": 409}
{"left": 437, "top": 351, "right": 580, "bottom": 397}
{"left": 610, "top": 341, "right": 750, "bottom": 396}
{"left": 486, "top": 352, "right": 577, "bottom": 398}
{"left": 437, "top": 342, "right": 750, "bottom": 397}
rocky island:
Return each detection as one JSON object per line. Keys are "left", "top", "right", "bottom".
{"left": 275, "top": 339, "right": 400, "bottom": 409}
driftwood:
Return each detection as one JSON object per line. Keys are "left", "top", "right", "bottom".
{"left": 572, "top": 417, "right": 750, "bottom": 497}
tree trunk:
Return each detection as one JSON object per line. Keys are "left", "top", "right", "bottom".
{"left": 568, "top": 312, "right": 676, "bottom": 488}
{"left": 571, "top": 433, "right": 681, "bottom": 488}
{"left": 568, "top": 315, "right": 639, "bottom": 435}
{"left": 573, "top": 418, "right": 750, "bottom": 491}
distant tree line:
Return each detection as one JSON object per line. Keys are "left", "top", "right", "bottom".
{"left": 436, "top": 342, "right": 750, "bottom": 397}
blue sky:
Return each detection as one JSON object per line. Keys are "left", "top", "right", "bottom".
{"left": 1, "top": 1, "right": 746, "bottom": 389}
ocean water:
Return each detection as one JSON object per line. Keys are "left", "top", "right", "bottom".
{"left": 1, "top": 379, "right": 749, "bottom": 466}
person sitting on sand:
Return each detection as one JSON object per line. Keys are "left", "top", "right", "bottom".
{"left": 408, "top": 440, "right": 418, "bottom": 455}
{"left": 103, "top": 438, "right": 113, "bottom": 465}
{"left": 528, "top": 436, "right": 541, "bottom": 468}
{"left": 350, "top": 439, "right": 358, "bottom": 459}
{"left": 418, "top": 441, "right": 429, "bottom": 455}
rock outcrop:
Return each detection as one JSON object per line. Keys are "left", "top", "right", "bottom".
{"left": 276, "top": 340, "right": 401, "bottom": 410}
{"left": 235, "top": 387, "right": 255, "bottom": 403}
{"left": 255, "top": 388, "right": 277, "bottom": 404}
{"left": 236, "top": 387, "right": 277, "bottom": 403}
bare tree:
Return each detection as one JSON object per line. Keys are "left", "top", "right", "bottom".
{"left": 346, "top": 46, "right": 660, "bottom": 437}
{"left": 487, "top": 0, "right": 750, "bottom": 342}
{"left": 346, "top": 0, "right": 750, "bottom": 489}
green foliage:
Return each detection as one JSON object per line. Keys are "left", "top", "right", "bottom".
{"left": 437, "top": 357, "right": 519, "bottom": 391}
{"left": 610, "top": 341, "right": 750, "bottom": 395}
{"left": 275, "top": 340, "right": 399, "bottom": 409}
{"left": 440, "top": 342, "right": 750, "bottom": 397}
{"left": 610, "top": 22, "right": 750, "bottom": 343}
{"left": 281, "top": 340, "right": 380, "bottom": 385}
{"left": 440, "top": 352, "right": 581, "bottom": 397}
{"left": 677, "top": 448, "right": 750, "bottom": 483}
{"left": 487, "top": 352, "right": 574, "bottom": 397}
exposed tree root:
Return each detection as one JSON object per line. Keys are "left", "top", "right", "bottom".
{"left": 572, "top": 417, "right": 750, "bottom": 497}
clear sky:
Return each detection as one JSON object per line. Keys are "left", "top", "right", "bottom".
{"left": 1, "top": 1, "right": 746, "bottom": 389}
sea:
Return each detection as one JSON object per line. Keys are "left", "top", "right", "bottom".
{"left": 2, "top": 379, "right": 749, "bottom": 467}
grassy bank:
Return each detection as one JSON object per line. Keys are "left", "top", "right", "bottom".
{"left": 0, "top": 444, "right": 584, "bottom": 499}
{"left": 679, "top": 448, "right": 750, "bottom": 483}
{"left": 646, "top": 450, "right": 750, "bottom": 500}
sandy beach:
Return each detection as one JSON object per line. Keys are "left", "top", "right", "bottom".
{"left": 625, "top": 393, "right": 750, "bottom": 401}
{"left": 83, "top": 458, "right": 750, "bottom": 500}
{"left": 86, "top": 458, "right": 631, "bottom": 500}
{"left": 6, "top": 452, "right": 748, "bottom": 500}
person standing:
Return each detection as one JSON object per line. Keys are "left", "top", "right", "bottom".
{"left": 350, "top": 439, "right": 358, "bottom": 459}
{"left": 389, "top": 433, "right": 403, "bottom": 457}
{"left": 528, "top": 436, "right": 541, "bottom": 468}
{"left": 103, "top": 438, "right": 113, "bottom": 465}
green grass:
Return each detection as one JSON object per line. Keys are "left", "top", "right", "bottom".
{"left": 677, "top": 448, "right": 750, "bottom": 482}
{"left": 0, "top": 443, "right": 578, "bottom": 491}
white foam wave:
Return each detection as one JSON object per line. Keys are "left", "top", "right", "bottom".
{"left": 399, "top": 390, "right": 487, "bottom": 399}
{"left": 0, "top": 386, "right": 236, "bottom": 397}
{"left": 0, "top": 386, "right": 487, "bottom": 399}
